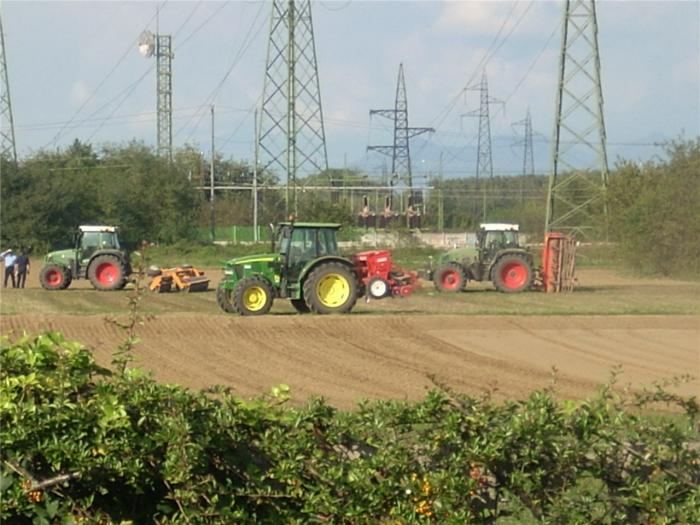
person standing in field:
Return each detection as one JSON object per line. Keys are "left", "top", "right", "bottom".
{"left": 14, "top": 249, "right": 30, "bottom": 289}
{"left": 1, "top": 249, "right": 17, "bottom": 288}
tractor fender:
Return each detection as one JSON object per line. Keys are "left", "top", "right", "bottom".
{"left": 487, "top": 248, "right": 533, "bottom": 279}
{"left": 298, "top": 256, "right": 356, "bottom": 285}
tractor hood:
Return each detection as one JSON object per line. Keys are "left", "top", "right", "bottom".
{"left": 44, "top": 249, "right": 75, "bottom": 266}
{"left": 440, "top": 245, "right": 478, "bottom": 262}
{"left": 224, "top": 253, "right": 281, "bottom": 267}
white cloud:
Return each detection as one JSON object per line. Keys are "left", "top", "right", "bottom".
{"left": 70, "top": 81, "right": 91, "bottom": 107}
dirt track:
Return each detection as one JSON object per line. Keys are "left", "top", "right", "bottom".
{"left": 2, "top": 313, "right": 697, "bottom": 408}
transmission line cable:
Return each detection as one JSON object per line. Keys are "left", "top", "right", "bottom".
{"left": 44, "top": 1, "right": 167, "bottom": 148}
{"left": 176, "top": 1, "right": 267, "bottom": 143}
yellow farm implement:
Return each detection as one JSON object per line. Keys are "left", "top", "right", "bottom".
{"left": 147, "top": 266, "right": 210, "bottom": 293}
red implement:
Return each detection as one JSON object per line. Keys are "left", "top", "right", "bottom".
{"left": 352, "top": 250, "right": 417, "bottom": 299}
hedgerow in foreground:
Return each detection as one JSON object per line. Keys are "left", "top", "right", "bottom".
{"left": 1, "top": 333, "right": 699, "bottom": 524}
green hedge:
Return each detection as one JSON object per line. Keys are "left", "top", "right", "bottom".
{"left": 1, "top": 333, "right": 699, "bottom": 524}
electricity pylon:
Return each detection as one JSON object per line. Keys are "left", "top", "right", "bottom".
{"left": 464, "top": 71, "right": 502, "bottom": 220}
{"left": 139, "top": 31, "right": 173, "bottom": 161}
{"left": 257, "top": 0, "right": 329, "bottom": 217}
{"left": 367, "top": 63, "right": 434, "bottom": 209}
{"left": 0, "top": 13, "right": 17, "bottom": 162}
{"left": 546, "top": 0, "right": 609, "bottom": 237}
{"left": 513, "top": 108, "right": 535, "bottom": 177}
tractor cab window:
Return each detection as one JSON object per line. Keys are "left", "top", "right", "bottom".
{"left": 276, "top": 226, "right": 292, "bottom": 255}
{"left": 289, "top": 228, "right": 317, "bottom": 263}
{"left": 81, "top": 231, "right": 119, "bottom": 251}
{"left": 317, "top": 229, "right": 338, "bottom": 256}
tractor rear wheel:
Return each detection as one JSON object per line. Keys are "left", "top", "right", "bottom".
{"left": 232, "top": 277, "right": 273, "bottom": 316}
{"left": 39, "top": 264, "right": 72, "bottom": 290}
{"left": 492, "top": 254, "right": 533, "bottom": 293}
{"left": 88, "top": 255, "right": 127, "bottom": 291}
{"left": 434, "top": 262, "right": 466, "bottom": 293}
{"left": 291, "top": 298, "right": 311, "bottom": 313}
{"left": 303, "top": 262, "right": 358, "bottom": 314}
{"left": 216, "top": 283, "right": 236, "bottom": 313}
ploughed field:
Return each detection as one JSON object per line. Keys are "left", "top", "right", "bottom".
{"left": 1, "top": 266, "right": 698, "bottom": 409}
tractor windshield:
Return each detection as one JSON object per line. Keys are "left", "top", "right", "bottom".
{"left": 81, "top": 231, "right": 120, "bottom": 250}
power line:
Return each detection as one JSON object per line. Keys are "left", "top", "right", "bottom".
{"left": 44, "top": 2, "right": 168, "bottom": 149}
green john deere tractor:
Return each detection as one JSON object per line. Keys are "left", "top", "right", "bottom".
{"left": 217, "top": 222, "right": 358, "bottom": 316}
{"left": 39, "top": 225, "right": 131, "bottom": 291}
{"left": 427, "top": 223, "right": 534, "bottom": 293}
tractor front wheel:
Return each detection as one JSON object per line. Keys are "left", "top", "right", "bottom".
{"left": 216, "top": 283, "right": 236, "bottom": 313}
{"left": 39, "top": 264, "right": 72, "bottom": 290}
{"left": 492, "top": 255, "right": 533, "bottom": 293}
{"left": 304, "top": 262, "right": 358, "bottom": 314}
{"left": 232, "top": 277, "right": 274, "bottom": 316}
{"left": 434, "top": 262, "right": 466, "bottom": 293}
{"left": 88, "top": 255, "right": 127, "bottom": 291}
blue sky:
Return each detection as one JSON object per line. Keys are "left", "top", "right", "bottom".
{"left": 2, "top": 0, "right": 698, "bottom": 178}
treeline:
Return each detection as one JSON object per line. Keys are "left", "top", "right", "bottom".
{"left": 2, "top": 332, "right": 699, "bottom": 523}
{"left": 1, "top": 138, "right": 698, "bottom": 277}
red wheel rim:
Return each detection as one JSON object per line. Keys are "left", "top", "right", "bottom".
{"left": 95, "top": 262, "right": 118, "bottom": 285}
{"left": 440, "top": 269, "right": 461, "bottom": 290}
{"left": 46, "top": 269, "right": 62, "bottom": 286}
{"left": 500, "top": 262, "right": 528, "bottom": 289}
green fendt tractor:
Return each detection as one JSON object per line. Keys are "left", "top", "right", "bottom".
{"left": 427, "top": 223, "right": 534, "bottom": 293}
{"left": 40, "top": 225, "right": 131, "bottom": 291}
{"left": 217, "top": 222, "right": 358, "bottom": 316}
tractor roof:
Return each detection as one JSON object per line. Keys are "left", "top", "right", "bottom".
{"left": 480, "top": 223, "right": 519, "bottom": 232}
{"left": 79, "top": 225, "right": 118, "bottom": 233}
{"left": 279, "top": 222, "right": 342, "bottom": 229}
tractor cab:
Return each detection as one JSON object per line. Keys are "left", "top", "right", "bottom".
{"left": 76, "top": 225, "right": 121, "bottom": 262}
{"left": 477, "top": 223, "right": 520, "bottom": 262}
{"left": 275, "top": 222, "right": 341, "bottom": 278}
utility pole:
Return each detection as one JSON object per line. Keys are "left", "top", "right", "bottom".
{"left": 252, "top": 108, "right": 259, "bottom": 242}
{"left": 546, "top": 0, "right": 609, "bottom": 237}
{"left": 464, "top": 70, "right": 502, "bottom": 222}
{"left": 0, "top": 13, "right": 17, "bottom": 162}
{"left": 257, "top": 0, "right": 329, "bottom": 218}
{"left": 367, "top": 63, "right": 434, "bottom": 210}
{"left": 210, "top": 105, "right": 216, "bottom": 242}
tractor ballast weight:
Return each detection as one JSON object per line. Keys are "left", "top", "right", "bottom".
{"left": 39, "top": 225, "right": 131, "bottom": 291}
{"left": 426, "top": 223, "right": 535, "bottom": 293}
{"left": 216, "top": 222, "right": 413, "bottom": 316}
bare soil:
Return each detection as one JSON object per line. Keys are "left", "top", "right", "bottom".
{"left": 1, "top": 267, "right": 698, "bottom": 409}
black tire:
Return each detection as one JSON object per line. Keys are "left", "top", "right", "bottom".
{"left": 492, "top": 254, "right": 533, "bottom": 293}
{"left": 303, "top": 262, "right": 358, "bottom": 315}
{"left": 434, "top": 262, "right": 466, "bottom": 293}
{"left": 88, "top": 255, "right": 127, "bottom": 291}
{"left": 216, "top": 283, "right": 236, "bottom": 313}
{"left": 39, "top": 264, "right": 72, "bottom": 291}
{"left": 232, "top": 276, "right": 274, "bottom": 316}
{"left": 367, "top": 276, "right": 390, "bottom": 299}
{"left": 291, "top": 298, "right": 311, "bottom": 314}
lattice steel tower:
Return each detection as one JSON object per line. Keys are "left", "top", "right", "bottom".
{"left": 156, "top": 35, "right": 173, "bottom": 162}
{"left": 367, "top": 63, "right": 433, "bottom": 207}
{"left": 546, "top": 0, "right": 609, "bottom": 237}
{"left": 257, "top": 0, "right": 329, "bottom": 216}
{"left": 139, "top": 30, "right": 173, "bottom": 161}
{"left": 0, "top": 13, "right": 17, "bottom": 162}
{"left": 513, "top": 108, "right": 535, "bottom": 177}
{"left": 464, "top": 71, "right": 501, "bottom": 220}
